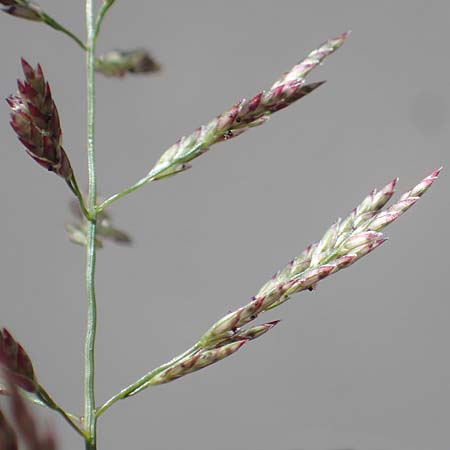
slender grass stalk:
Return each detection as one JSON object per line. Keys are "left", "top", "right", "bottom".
{"left": 66, "top": 177, "right": 92, "bottom": 221}
{"left": 0, "top": 0, "right": 87, "bottom": 50}
{"left": 97, "top": 175, "right": 149, "bottom": 212}
{"left": 37, "top": 387, "right": 87, "bottom": 438}
{"left": 94, "top": 0, "right": 115, "bottom": 40}
{"left": 84, "top": 0, "right": 98, "bottom": 448}
{"left": 96, "top": 344, "right": 201, "bottom": 417}
{"left": 39, "top": 11, "right": 87, "bottom": 51}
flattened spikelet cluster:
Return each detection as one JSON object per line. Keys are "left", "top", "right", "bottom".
{"left": 7, "top": 59, "right": 73, "bottom": 180}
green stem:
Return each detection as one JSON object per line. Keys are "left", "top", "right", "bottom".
{"left": 97, "top": 149, "right": 197, "bottom": 212}
{"left": 84, "top": 222, "right": 97, "bottom": 444}
{"left": 96, "top": 344, "right": 200, "bottom": 417}
{"left": 40, "top": 12, "right": 87, "bottom": 51}
{"left": 37, "top": 387, "right": 87, "bottom": 438}
{"left": 84, "top": 0, "right": 98, "bottom": 447}
{"left": 97, "top": 174, "right": 151, "bottom": 212}
{"left": 66, "top": 176, "right": 92, "bottom": 222}
{"left": 94, "top": 0, "right": 116, "bottom": 40}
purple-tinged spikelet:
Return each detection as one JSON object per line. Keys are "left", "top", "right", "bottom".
{"left": 7, "top": 59, "right": 73, "bottom": 180}
{"left": 0, "top": 328, "right": 38, "bottom": 393}
{"left": 146, "top": 340, "right": 248, "bottom": 387}
{"left": 148, "top": 32, "right": 350, "bottom": 180}
{"left": 0, "top": 0, "right": 42, "bottom": 21}
{"left": 123, "top": 169, "right": 440, "bottom": 393}
{"left": 199, "top": 169, "right": 441, "bottom": 346}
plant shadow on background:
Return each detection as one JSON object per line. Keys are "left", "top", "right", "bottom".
{"left": 0, "top": 1, "right": 442, "bottom": 450}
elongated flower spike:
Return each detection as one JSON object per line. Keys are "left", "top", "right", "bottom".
{"left": 199, "top": 168, "right": 441, "bottom": 347}
{"left": 115, "top": 169, "right": 440, "bottom": 399}
{"left": 0, "top": 328, "right": 38, "bottom": 393}
{"left": 148, "top": 32, "right": 349, "bottom": 181}
{"left": 0, "top": 0, "right": 42, "bottom": 21}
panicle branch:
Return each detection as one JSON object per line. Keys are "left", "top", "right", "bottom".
{"left": 99, "top": 168, "right": 440, "bottom": 403}
{"left": 147, "top": 32, "right": 349, "bottom": 181}
{"left": 0, "top": 329, "right": 85, "bottom": 437}
{"left": 126, "top": 320, "right": 279, "bottom": 395}
{"left": 0, "top": 0, "right": 87, "bottom": 50}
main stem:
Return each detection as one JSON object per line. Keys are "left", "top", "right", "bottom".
{"left": 84, "top": 0, "right": 98, "bottom": 448}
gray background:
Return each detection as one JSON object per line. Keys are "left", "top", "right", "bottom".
{"left": 0, "top": 1, "right": 449, "bottom": 450}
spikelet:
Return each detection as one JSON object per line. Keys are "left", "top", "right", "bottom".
{"left": 200, "top": 168, "right": 442, "bottom": 346}
{"left": 0, "top": 328, "right": 38, "bottom": 393}
{"left": 149, "top": 32, "right": 350, "bottom": 180}
{"left": 7, "top": 59, "right": 73, "bottom": 180}
{"left": 0, "top": 0, "right": 42, "bottom": 21}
